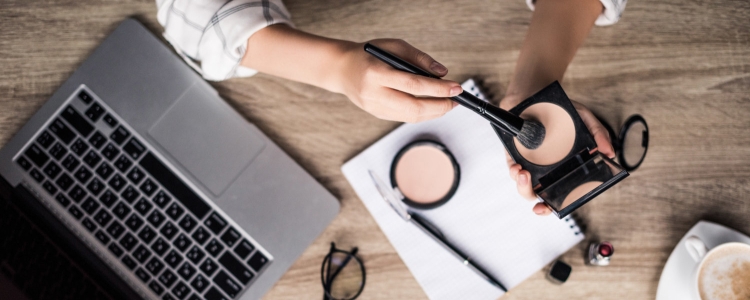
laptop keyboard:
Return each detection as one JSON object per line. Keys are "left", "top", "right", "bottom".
{"left": 14, "top": 86, "right": 271, "bottom": 300}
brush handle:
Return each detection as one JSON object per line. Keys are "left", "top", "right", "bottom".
{"left": 364, "top": 43, "right": 524, "bottom": 135}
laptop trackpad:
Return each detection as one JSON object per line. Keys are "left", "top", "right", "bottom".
{"left": 148, "top": 84, "right": 265, "bottom": 196}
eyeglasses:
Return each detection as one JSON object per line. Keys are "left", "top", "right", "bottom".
{"left": 320, "top": 242, "right": 366, "bottom": 300}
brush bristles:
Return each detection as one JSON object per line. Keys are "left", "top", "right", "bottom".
{"left": 517, "top": 120, "right": 546, "bottom": 150}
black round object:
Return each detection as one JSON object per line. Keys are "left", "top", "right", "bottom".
{"left": 597, "top": 114, "right": 649, "bottom": 172}
{"left": 389, "top": 140, "right": 460, "bottom": 210}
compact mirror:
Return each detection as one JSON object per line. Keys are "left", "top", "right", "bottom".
{"left": 600, "top": 114, "right": 649, "bottom": 172}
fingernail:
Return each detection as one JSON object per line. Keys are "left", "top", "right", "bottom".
{"left": 452, "top": 101, "right": 459, "bottom": 108}
{"left": 518, "top": 174, "right": 528, "bottom": 185}
{"left": 449, "top": 86, "right": 462, "bottom": 97}
{"left": 533, "top": 206, "right": 545, "bottom": 215}
{"left": 430, "top": 61, "right": 447, "bottom": 74}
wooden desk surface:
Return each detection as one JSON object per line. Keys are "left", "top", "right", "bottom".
{"left": 2, "top": 0, "right": 749, "bottom": 299}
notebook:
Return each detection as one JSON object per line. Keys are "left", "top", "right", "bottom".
{"left": 341, "top": 79, "right": 584, "bottom": 300}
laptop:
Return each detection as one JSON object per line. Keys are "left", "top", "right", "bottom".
{"left": 0, "top": 19, "right": 339, "bottom": 300}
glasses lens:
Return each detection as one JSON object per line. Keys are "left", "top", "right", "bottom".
{"left": 621, "top": 120, "right": 648, "bottom": 169}
{"left": 325, "top": 252, "right": 364, "bottom": 300}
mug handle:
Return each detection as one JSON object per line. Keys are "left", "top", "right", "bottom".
{"left": 685, "top": 236, "right": 709, "bottom": 262}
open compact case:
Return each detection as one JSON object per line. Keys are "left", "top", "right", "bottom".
{"left": 389, "top": 140, "right": 461, "bottom": 209}
{"left": 493, "top": 82, "right": 632, "bottom": 218}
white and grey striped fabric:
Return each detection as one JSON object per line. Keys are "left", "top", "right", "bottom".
{"left": 156, "top": 0, "right": 293, "bottom": 81}
{"left": 526, "top": 0, "right": 627, "bottom": 26}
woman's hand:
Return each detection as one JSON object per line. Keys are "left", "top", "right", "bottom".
{"left": 333, "top": 39, "right": 463, "bottom": 123}
{"left": 503, "top": 98, "right": 615, "bottom": 215}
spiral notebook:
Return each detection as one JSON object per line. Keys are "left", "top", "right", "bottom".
{"left": 341, "top": 79, "right": 584, "bottom": 300}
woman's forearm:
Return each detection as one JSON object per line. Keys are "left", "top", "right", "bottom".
{"left": 503, "top": 0, "right": 603, "bottom": 108}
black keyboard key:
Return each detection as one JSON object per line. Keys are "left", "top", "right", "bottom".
{"left": 145, "top": 257, "right": 165, "bottom": 275}
{"left": 110, "top": 126, "right": 130, "bottom": 145}
{"left": 82, "top": 150, "right": 101, "bottom": 168}
{"left": 81, "top": 217, "right": 97, "bottom": 232}
{"left": 62, "top": 105, "right": 94, "bottom": 136}
{"left": 151, "top": 238, "right": 171, "bottom": 256}
{"left": 36, "top": 131, "right": 55, "bottom": 148}
{"left": 204, "top": 287, "right": 227, "bottom": 300}
{"left": 220, "top": 228, "right": 241, "bottom": 248}
{"left": 171, "top": 281, "right": 190, "bottom": 300}
{"left": 213, "top": 271, "right": 241, "bottom": 298}
{"left": 84, "top": 102, "right": 105, "bottom": 123}
{"left": 86, "top": 178, "right": 105, "bottom": 196}
{"left": 186, "top": 246, "right": 205, "bottom": 264}
{"left": 190, "top": 274, "right": 209, "bottom": 294}
{"left": 147, "top": 210, "right": 166, "bottom": 228}
{"left": 61, "top": 154, "right": 80, "bottom": 171}
{"left": 173, "top": 234, "right": 192, "bottom": 252}
{"left": 159, "top": 269, "right": 178, "bottom": 288}
{"left": 135, "top": 268, "right": 150, "bottom": 283}
{"left": 16, "top": 156, "right": 32, "bottom": 171}
{"left": 106, "top": 220, "right": 126, "bottom": 239}
{"left": 55, "top": 173, "right": 74, "bottom": 191}
{"left": 166, "top": 203, "right": 185, "bottom": 221}
{"left": 125, "top": 214, "right": 145, "bottom": 231}
{"left": 139, "top": 178, "right": 158, "bottom": 197}
{"left": 99, "top": 190, "right": 118, "bottom": 207}
{"left": 68, "top": 185, "right": 87, "bottom": 202}
{"left": 177, "top": 262, "right": 196, "bottom": 280}
{"left": 247, "top": 252, "right": 268, "bottom": 272}
{"left": 101, "top": 143, "right": 120, "bottom": 161}
{"left": 152, "top": 190, "right": 172, "bottom": 208}
{"left": 205, "top": 239, "right": 224, "bottom": 258}
{"left": 199, "top": 258, "right": 218, "bottom": 277}
{"left": 55, "top": 193, "right": 71, "bottom": 207}
{"left": 191, "top": 227, "right": 210, "bottom": 245}
{"left": 114, "top": 155, "right": 132, "bottom": 172}
{"left": 95, "top": 230, "right": 111, "bottom": 244}
{"left": 49, "top": 142, "right": 68, "bottom": 160}
{"left": 219, "top": 252, "right": 253, "bottom": 284}
{"left": 102, "top": 114, "right": 118, "bottom": 128}
{"left": 148, "top": 280, "right": 164, "bottom": 296}
{"left": 70, "top": 138, "right": 90, "bottom": 156}
{"left": 138, "top": 226, "right": 157, "bottom": 244}
{"left": 81, "top": 197, "right": 100, "bottom": 214}
{"left": 134, "top": 197, "right": 153, "bottom": 216}
{"left": 160, "top": 222, "right": 179, "bottom": 240}
{"left": 74, "top": 166, "right": 93, "bottom": 184}
{"left": 89, "top": 131, "right": 107, "bottom": 149}
{"left": 43, "top": 161, "right": 62, "bottom": 179}
{"left": 108, "top": 243, "right": 124, "bottom": 258}
{"left": 127, "top": 167, "right": 146, "bottom": 185}
{"left": 29, "top": 168, "right": 44, "bottom": 182}
{"left": 121, "top": 185, "right": 140, "bottom": 203}
{"left": 95, "top": 163, "right": 115, "bottom": 180}
{"left": 112, "top": 202, "right": 131, "bottom": 220}
{"left": 204, "top": 213, "right": 227, "bottom": 235}
{"left": 234, "top": 240, "right": 254, "bottom": 260}
{"left": 164, "top": 250, "right": 183, "bottom": 268}
{"left": 78, "top": 90, "right": 92, "bottom": 104}
{"left": 42, "top": 181, "right": 58, "bottom": 195}
{"left": 133, "top": 245, "right": 152, "bottom": 264}
{"left": 122, "top": 255, "right": 137, "bottom": 270}
{"left": 107, "top": 174, "right": 126, "bottom": 192}
{"left": 25, "top": 144, "right": 49, "bottom": 167}
{"left": 140, "top": 153, "right": 210, "bottom": 219}
{"left": 68, "top": 205, "right": 83, "bottom": 220}
{"left": 48, "top": 119, "right": 76, "bottom": 144}
{"left": 178, "top": 215, "right": 197, "bottom": 232}
{"left": 123, "top": 138, "right": 146, "bottom": 160}
{"left": 119, "top": 233, "right": 138, "bottom": 251}
{"left": 164, "top": 293, "right": 177, "bottom": 300}
{"left": 94, "top": 209, "right": 113, "bottom": 227}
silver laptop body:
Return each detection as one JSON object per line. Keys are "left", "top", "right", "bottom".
{"left": 0, "top": 19, "right": 339, "bottom": 300}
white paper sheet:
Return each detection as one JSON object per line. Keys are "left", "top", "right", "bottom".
{"left": 341, "top": 80, "right": 584, "bottom": 300}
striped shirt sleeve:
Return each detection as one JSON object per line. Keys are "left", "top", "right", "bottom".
{"left": 525, "top": 0, "right": 627, "bottom": 26}
{"left": 156, "top": 0, "right": 294, "bottom": 81}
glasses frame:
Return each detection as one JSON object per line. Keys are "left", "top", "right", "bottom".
{"left": 320, "top": 242, "right": 366, "bottom": 300}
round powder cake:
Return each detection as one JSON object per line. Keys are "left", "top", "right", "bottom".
{"left": 393, "top": 145, "right": 456, "bottom": 205}
{"left": 514, "top": 103, "right": 576, "bottom": 166}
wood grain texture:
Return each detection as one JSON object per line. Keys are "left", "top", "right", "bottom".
{"left": 1, "top": 0, "right": 749, "bottom": 299}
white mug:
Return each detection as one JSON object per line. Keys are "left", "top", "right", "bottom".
{"left": 684, "top": 236, "right": 750, "bottom": 300}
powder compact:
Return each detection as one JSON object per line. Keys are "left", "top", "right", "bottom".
{"left": 389, "top": 140, "right": 460, "bottom": 209}
{"left": 494, "top": 81, "right": 630, "bottom": 218}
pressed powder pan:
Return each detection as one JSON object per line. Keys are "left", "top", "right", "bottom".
{"left": 390, "top": 140, "right": 460, "bottom": 209}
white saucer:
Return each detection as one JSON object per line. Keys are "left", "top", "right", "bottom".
{"left": 655, "top": 220, "right": 750, "bottom": 299}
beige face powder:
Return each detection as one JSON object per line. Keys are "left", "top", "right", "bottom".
{"left": 560, "top": 181, "right": 603, "bottom": 209}
{"left": 513, "top": 103, "right": 576, "bottom": 166}
{"left": 393, "top": 143, "right": 458, "bottom": 207}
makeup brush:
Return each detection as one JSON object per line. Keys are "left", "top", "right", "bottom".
{"left": 364, "top": 43, "right": 546, "bottom": 149}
